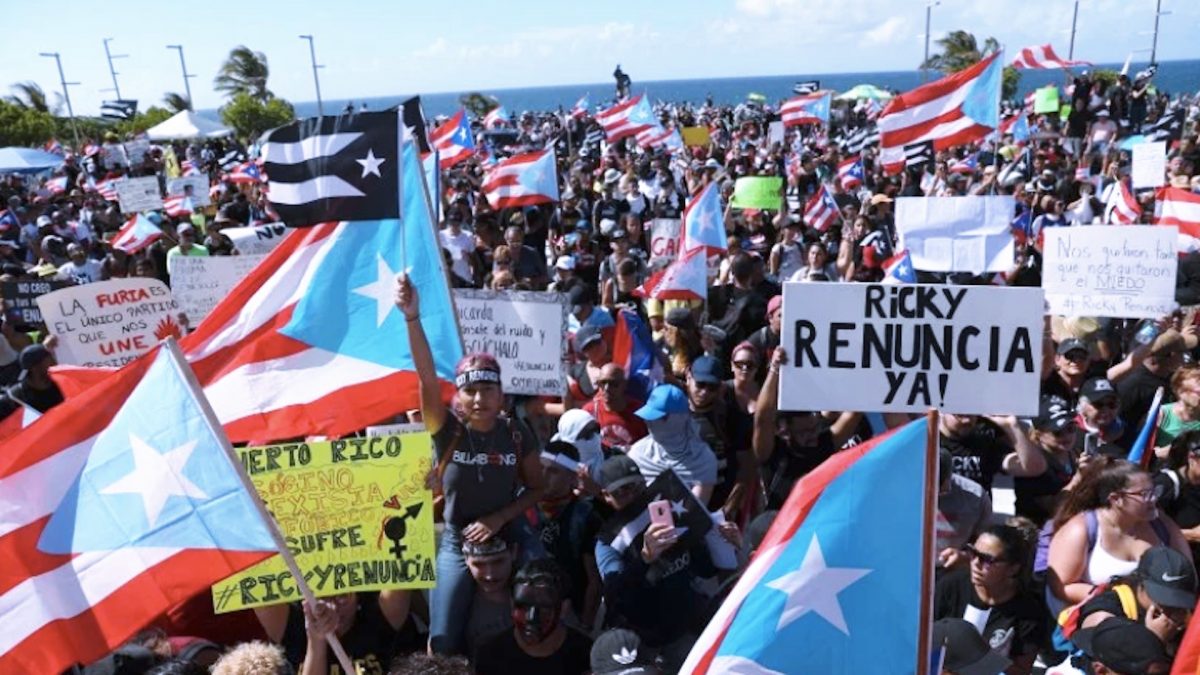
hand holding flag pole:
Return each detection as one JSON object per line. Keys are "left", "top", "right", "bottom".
{"left": 164, "top": 339, "right": 358, "bottom": 674}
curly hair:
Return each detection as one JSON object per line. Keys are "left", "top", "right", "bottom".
{"left": 211, "top": 641, "right": 291, "bottom": 675}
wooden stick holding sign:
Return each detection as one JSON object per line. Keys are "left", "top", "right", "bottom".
{"left": 162, "top": 338, "right": 357, "bottom": 674}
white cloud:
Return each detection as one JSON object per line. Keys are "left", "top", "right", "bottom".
{"left": 862, "top": 16, "right": 910, "bottom": 46}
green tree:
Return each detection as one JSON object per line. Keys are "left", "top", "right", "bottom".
{"left": 1091, "top": 69, "right": 1120, "bottom": 89}
{"left": 921, "top": 29, "right": 1020, "bottom": 100}
{"left": 220, "top": 92, "right": 295, "bottom": 141}
{"left": 214, "top": 46, "right": 272, "bottom": 102}
{"left": 0, "top": 99, "right": 56, "bottom": 146}
{"left": 6, "top": 81, "right": 57, "bottom": 114}
{"left": 459, "top": 92, "right": 499, "bottom": 119}
{"left": 162, "top": 92, "right": 191, "bottom": 113}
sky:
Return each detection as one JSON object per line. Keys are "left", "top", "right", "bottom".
{"left": 2, "top": 0, "right": 1196, "bottom": 116}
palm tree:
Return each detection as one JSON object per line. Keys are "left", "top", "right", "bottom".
{"left": 6, "top": 81, "right": 57, "bottom": 114}
{"left": 921, "top": 30, "right": 1018, "bottom": 99}
{"left": 214, "top": 46, "right": 272, "bottom": 102}
{"left": 163, "top": 92, "right": 191, "bottom": 113}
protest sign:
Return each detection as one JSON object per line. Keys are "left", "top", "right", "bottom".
{"left": 115, "top": 176, "right": 163, "bottom": 213}
{"left": 778, "top": 282, "right": 1043, "bottom": 415}
{"left": 170, "top": 254, "right": 267, "bottom": 324}
{"left": 101, "top": 143, "right": 128, "bottom": 168}
{"left": 452, "top": 289, "right": 568, "bottom": 396}
{"left": 730, "top": 176, "right": 783, "bottom": 210}
{"left": 124, "top": 138, "right": 151, "bottom": 165}
{"left": 167, "top": 175, "right": 212, "bottom": 207}
{"left": 1033, "top": 86, "right": 1060, "bottom": 114}
{"left": 1, "top": 279, "right": 72, "bottom": 325}
{"left": 895, "top": 196, "right": 1015, "bottom": 274}
{"left": 681, "top": 126, "right": 711, "bottom": 147}
{"left": 1131, "top": 141, "right": 1167, "bottom": 190}
{"left": 366, "top": 423, "right": 426, "bottom": 438}
{"left": 37, "top": 278, "right": 182, "bottom": 367}
{"left": 768, "top": 121, "right": 785, "bottom": 145}
{"left": 224, "top": 222, "right": 292, "bottom": 255}
{"left": 211, "top": 430, "right": 436, "bottom": 612}
{"left": 649, "top": 218, "right": 681, "bottom": 264}
{"left": 1042, "top": 227, "right": 1177, "bottom": 318}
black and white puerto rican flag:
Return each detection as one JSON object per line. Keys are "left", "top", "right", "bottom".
{"left": 598, "top": 469, "right": 713, "bottom": 555}
{"left": 904, "top": 140, "right": 935, "bottom": 168}
{"left": 261, "top": 111, "right": 401, "bottom": 227}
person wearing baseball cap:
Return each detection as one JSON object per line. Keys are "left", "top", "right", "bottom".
{"left": 589, "top": 629, "right": 660, "bottom": 674}
{"left": 1076, "top": 378, "right": 1134, "bottom": 456}
{"left": 1015, "top": 395, "right": 1079, "bottom": 523}
{"left": 629, "top": 384, "right": 717, "bottom": 504}
{"left": 1043, "top": 337, "right": 1094, "bottom": 408}
{"left": 932, "top": 618, "right": 1012, "bottom": 675}
{"left": 1077, "top": 617, "right": 1172, "bottom": 675}
{"left": 746, "top": 294, "right": 783, "bottom": 363}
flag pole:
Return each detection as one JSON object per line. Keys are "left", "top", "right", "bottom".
{"left": 413, "top": 144, "right": 467, "bottom": 355}
{"left": 160, "top": 339, "right": 357, "bottom": 675}
{"left": 917, "top": 408, "right": 940, "bottom": 675}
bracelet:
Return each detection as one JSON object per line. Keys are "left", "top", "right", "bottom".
{"left": 405, "top": 315, "right": 420, "bottom": 323}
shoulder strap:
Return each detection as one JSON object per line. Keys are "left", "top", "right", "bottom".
{"left": 1162, "top": 469, "right": 1183, "bottom": 501}
{"left": 1113, "top": 584, "right": 1139, "bottom": 620}
{"left": 1085, "top": 509, "right": 1099, "bottom": 552}
{"left": 1150, "top": 517, "right": 1172, "bottom": 546}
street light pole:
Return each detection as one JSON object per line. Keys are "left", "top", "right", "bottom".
{"left": 166, "top": 44, "right": 195, "bottom": 110}
{"left": 922, "top": 1, "right": 940, "bottom": 83}
{"left": 299, "top": 34, "right": 325, "bottom": 117}
{"left": 102, "top": 38, "right": 127, "bottom": 99}
{"left": 39, "top": 51, "right": 80, "bottom": 148}
{"left": 1068, "top": 0, "right": 1080, "bottom": 60}
{"left": 1150, "top": 0, "right": 1166, "bottom": 64}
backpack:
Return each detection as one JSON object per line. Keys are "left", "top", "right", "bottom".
{"left": 1056, "top": 582, "right": 1138, "bottom": 641}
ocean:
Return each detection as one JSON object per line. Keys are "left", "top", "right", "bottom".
{"left": 281, "top": 59, "right": 1200, "bottom": 119}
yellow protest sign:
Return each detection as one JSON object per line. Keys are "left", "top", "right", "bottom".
{"left": 211, "top": 432, "right": 436, "bottom": 613}
{"left": 681, "top": 126, "right": 711, "bottom": 147}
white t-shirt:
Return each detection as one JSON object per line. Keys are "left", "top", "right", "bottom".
{"left": 439, "top": 229, "right": 474, "bottom": 282}
{"left": 56, "top": 258, "right": 104, "bottom": 284}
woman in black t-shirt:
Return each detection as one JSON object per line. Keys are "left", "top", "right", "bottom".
{"left": 1155, "top": 430, "right": 1200, "bottom": 561}
{"left": 396, "top": 276, "right": 545, "bottom": 656}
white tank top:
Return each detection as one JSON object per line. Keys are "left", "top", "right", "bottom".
{"left": 1086, "top": 528, "right": 1139, "bottom": 584}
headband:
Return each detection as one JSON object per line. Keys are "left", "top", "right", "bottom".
{"left": 540, "top": 450, "right": 580, "bottom": 473}
{"left": 455, "top": 368, "right": 501, "bottom": 389}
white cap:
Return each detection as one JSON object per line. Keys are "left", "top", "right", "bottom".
{"left": 555, "top": 255, "right": 576, "bottom": 271}
{"left": 604, "top": 168, "right": 621, "bottom": 184}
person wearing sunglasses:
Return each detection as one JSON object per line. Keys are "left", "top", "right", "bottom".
{"left": 686, "top": 355, "right": 754, "bottom": 519}
{"left": 1154, "top": 430, "right": 1200, "bottom": 561}
{"left": 1074, "top": 378, "right": 1135, "bottom": 457}
{"left": 726, "top": 341, "right": 761, "bottom": 416}
{"left": 1041, "top": 338, "right": 1096, "bottom": 409}
{"left": 935, "top": 525, "right": 1047, "bottom": 674}
{"left": 582, "top": 364, "right": 648, "bottom": 455}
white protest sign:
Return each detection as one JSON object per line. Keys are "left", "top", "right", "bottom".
{"left": 124, "top": 139, "right": 152, "bottom": 165}
{"left": 768, "top": 121, "right": 785, "bottom": 145}
{"left": 779, "top": 282, "right": 1043, "bottom": 415}
{"left": 37, "top": 278, "right": 182, "bottom": 368}
{"left": 649, "top": 218, "right": 681, "bottom": 264}
{"left": 895, "top": 196, "right": 1015, "bottom": 274}
{"left": 101, "top": 143, "right": 128, "bottom": 167}
{"left": 1042, "top": 226, "right": 1177, "bottom": 318}
{"left": 115, "top": 176, "right": 163, "bottom": 213}
{"left": 1131, "top": 141, "right": 1167, "bottom": 190}
{"left": 452, "top": 289, "right": 568, "bottom": 396}
{"left": 167, "top": 175, "right": 212, "bottom": 207}
{"left": 170, "top": 254, "right": 266, "bottom": 324}
{"left": 224, "top": 222, "right": 292, "bottom": 255}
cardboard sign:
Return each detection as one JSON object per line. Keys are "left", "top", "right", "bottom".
{"left": 224, "top": 222, "right": 292, "bottom": 255}
{"left": 649, "top": 218, "right": 681, "bottom": 264}
{"left": 170, "top": 254, "right": 266, "bottom": 324}
{"left": 1131, "top": 141, "right": 1167, "bottom": 190}
{"left": 1043, "top": 227, "right": 1177, "bottom": 318}
{"left": 768, "top": 120, "right": 785, "bottom": 145}
{"left": 681, "top": 126, "right": 711, "bottom": 147}
{"left": 37, "top": 278, "right": 182, "bottom": 367}
{"left": 452, "top": 289, "right": 568, "bottom": 396}
{"left": 166, "top": 175, "right": 212, "bottom": 207}
{"left": 1, "top": 279, "right": 72, "bottom": 325}
{"left": 895, "top": 196, "right": 1015, "bottom": 274}
{"left": 211, "top": 431, "right": 437, "bottom": 612}
{"left": 101, "top": 143, "right": 129, "bottom": 168}
{"left": 779, "top": 283, "right": 1043, "bottom": 415}
{"left": 115, "top": 176, "right": 164, "bottom": 213}
{"left": 730, "top": 176, "right": 783, "bottom": 210}
{"left": 124, "top": 139, "right": 152, "bottom": 165}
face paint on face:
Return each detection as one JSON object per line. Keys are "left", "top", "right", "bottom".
{"left": 511, "top": 583, "right": 561, "bottom": 645}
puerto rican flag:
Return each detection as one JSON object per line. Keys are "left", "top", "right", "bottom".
{"left": 878, "top": 52, "right": 1003, "bottom": 174}
{"left": 0, "top": 404, "right": 40, "bottom": 443}
{"left": 610, "top": 309, "right": 662, "bottom": 403}
{"left": 91, "top": 176, "right": 120, "bottom": 202}
{"left": 636, "top": 125, "right": 682, "bottom": 151}
{"left": 596, "top": 93, "right": 657, "bottom": 143}
{"left": 570, "top": 94, "right": 590, "bottom": 119}
{"left": 45, "top": 175, "right": 69, "bottom": 196}
{"left": 0, "top": 343, "right": 277, "bottom": 674}
{"left": 803, "top": 185, "right": 840, "bottom": 232}
{"left": 1154, "top": 187, "right": 1200, "bottom": 238}
{"left": 948, "top": 153, "right": 978, "bottom": 175}
{"left": 482, "top": 149, "right": 559, "bottom": 209}
{"left": 634, "top": 246, "right": 708, "bottom": 301}
{"left": 682, "top": 182, "right": 727, "bottom": 254}
{"left": 227, "top": 161, "right": 264, "bottom": 184}
{"left": 882, "top": 250, "right": 916, "bottom": 284}
{"left": 1104, "top": 179, "right": 1141, "bottom": 224}
{"left": 1010, "top": 44, "right": 1090, "bottom": 70}
{"left": 163, "top": 195, "right": 195, "bottom": 218}
{"left": 780, "top": 92, "right": 832, "bottom": 127}
{"left": 181, "top": 159, "right": 201, "bottom": 176}
{"left": 429, "top": 109, "right": 476, "bottom": 170}
{"left": 837, "top": 157, "right": 864, "bottom": 190}
{"left": 999, "top": 112, "right": 1031, "bottom": 142}
{"left": 483, "top": 105, "right": 510, "bottom": 130}
{"left": 111, "top": 213, "right": 163, "bottom": 254}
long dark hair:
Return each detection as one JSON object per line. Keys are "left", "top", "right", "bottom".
{"left": 1052, "top": 457, "right": 1145, "bottom": 530}
{"left": 977, "top": 523, "right": 1033, "bottom": 589}
{"left": 1166, "top": 430, "right": 1200, "bottom": 471}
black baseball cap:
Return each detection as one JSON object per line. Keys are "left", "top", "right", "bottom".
{"left": 575, "top": 324, "right": 604, "bottom": 353}
{"left": 1081, "top": 617, "right": 1171, "bottom": 674}
{"left": 1137, "top": 546, "right": 1198, "bottom": 609}
{"left": 689, "top": 355, "right": 722, "bottom": 384}
{"left": 1056, "top": 338, "right": 1089, "bottom": 356}
{"left": 932, "top": 618, "right": 1012, "bottom": 675}
{"left": 1080, "top": 377, "right": 1118, "bottom": 403}
{"left": 1033, "top": 396, "right": 1076, "bottom": 433}
{"left": 598, "top": 455, "right": 643, "bottom": 492}
{"left": 590, "top": 629, "right": 659, "bottom": 674}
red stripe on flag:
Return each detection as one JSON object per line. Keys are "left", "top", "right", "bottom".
{"left": 0, "top": 518, "right": 77, "bottom": 597}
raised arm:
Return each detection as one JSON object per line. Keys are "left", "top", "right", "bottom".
{"left": 753, "top": 348, "right": 787, "bottom": 465}
{"left": 394, "top": 274, "right": 447, "bottom": 434}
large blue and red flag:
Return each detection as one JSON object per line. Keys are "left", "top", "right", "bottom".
{"left": 781, "top": 91, "right": 832, "bottom": 126}
{"left": 1127, "top": 386, "right": 1164, "bottom": 469}
{"left": 430, "top": 109, "right": 476, "bottom": 169}
{"left": 481, "top": 149, "right": 559, "bottom": 209}
{"left": 0, "top": 343, "right": 277, "bottom": 674}
{"left": 681, "top": 182, "right": 727, "bottom": 254}
{"left": 635, "top": 247, "right": 708, "bottom": 301}
{"left": 596, "top": 94, "right": 657, "bottom": 142}
{"left": 803, "top": 184, "right": 840, "bottom": 232}
{"left": 610, "top": 309, "right": 663, "bottom": 402}
{"left": 682, "top": 417, "right": 937, "bottom": 674}
{"left": 837, "top": 157, "right": 864, "bottom": 190}
{"left": 570, "top": 94, "right": 590, "bottom": 119}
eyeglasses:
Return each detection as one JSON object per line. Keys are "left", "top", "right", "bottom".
{"left": 1089, "top": 398, "right": 1120, "bottom": 410}
{"left": 963, "top": 544, "right": 1008, "bottom": 567}
{"left": 694, "top": 381, "right": 720, "bottom": 391}
{"left": 1061, "top": 350, "right": 1089, "bottom": 362}
{"left": 1119, "top": 485, "right": 1164, "bottom": 502}
{"left": 732, "top": 360, "right": 758, "bottom": 371}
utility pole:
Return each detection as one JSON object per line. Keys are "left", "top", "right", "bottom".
{"left": 166, "top": 44, "right": 195, "bottom": 110}
{"left": 102, "top": 38, "right": 127, "bottom": 99}
{"left": 1150, "top": 0, "right": 1168, "bottom": 64}
{"left": 39, "top": 51, "right": 80, "bottom": 148}
{"left": 299, "top": 34, "right": 325, "bottom": 117}
{"left": 922, "top": 1, "right": 940, "bottom": 83}
{"left": 1068, "top": 0, "right": 1080, "bottom": 60}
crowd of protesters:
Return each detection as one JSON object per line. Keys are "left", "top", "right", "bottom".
{"left": 3, "top": 64, "right": 1200, "bottom": 674}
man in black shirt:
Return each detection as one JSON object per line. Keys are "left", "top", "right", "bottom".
{"left": 1118, "top": 332, "right": 1187, "bottom": 431}
{"left": 7, "top": 344, "right": 63, "bottom": 413}
{"left": 686, "top": 355, "right": 752, "bottom": 515}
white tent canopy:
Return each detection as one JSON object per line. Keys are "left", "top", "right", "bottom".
{"left": 145, "top": 110, "right": 233, "bottom": 140}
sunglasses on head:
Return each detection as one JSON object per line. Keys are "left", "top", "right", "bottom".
{"left": 963, "top": 544, "right": 1008, "bottom": 566}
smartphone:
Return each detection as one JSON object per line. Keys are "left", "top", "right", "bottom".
{"left": 647, "top": 499, "right": 674, "bottom": 530}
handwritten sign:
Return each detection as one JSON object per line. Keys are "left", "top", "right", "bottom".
{"left": 768, "top": 120, "right": 785, "bottom": 145}
{"left": 124, "top": 139, "right": 152, "bottom": 165}
{"left": 649, "top": 218, "right": 681, "bottom": 264}
{"left": 101, "top": 143, "right": 128, "bottom": 168}
{"left": 211, "top": 431, "right": 436, "bottom": 612}
{"left": 170, "top": 254, "right": 266, "bottom": 324}
{"left": 452, "top": 289, "right": 568, "bottom": 396}
{"left": 1132, "top": 141, "right": 1167, "bottom": 190}
{"left": 1043, "top": 227, "right": 1177, "bottom": 318}
{"left": 1, "top": 280, "right": 72, "bottom": 325}
{"left": 115, "top": 176, "right": 163, "bottom": 213}
{"left": 37, "top": 278, "right": 182, "bottom": 367}
{"left": 166, "top": 175, "right": 212, "bottom": 207}
{"left": 779, "top": 283, "right": 1043, "bottom": 415}
{"left": 224, "top": 222, "right": 292, "bottom": 255}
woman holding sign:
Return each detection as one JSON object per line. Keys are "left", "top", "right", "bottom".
{"left": 394, "top": 274, "right": 545, "bottom": 657}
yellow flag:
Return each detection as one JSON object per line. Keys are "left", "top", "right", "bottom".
{"left": 163, "top": 146, "right": 181, "bottom": 179}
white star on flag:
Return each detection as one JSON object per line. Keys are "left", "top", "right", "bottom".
{"left": 766, "top": 535, "right": 871, "bottom": 634}
{"left": 670, "top": 499, "right": 688, "bottom": 517}
{"left": 99, "top": 434, "right": 208, "bottom": 528}
{"left": 356, "top": 148, "right": 386, "bottom": 178}
{"left": 352, "top": 254, "right": 401, "bottom": 327}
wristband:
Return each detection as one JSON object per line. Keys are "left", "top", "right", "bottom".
{"left": 405, "top": 315, "right": 420, "bottom": 323}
